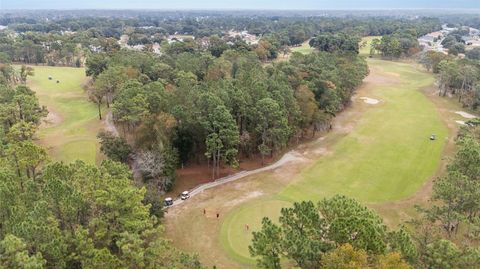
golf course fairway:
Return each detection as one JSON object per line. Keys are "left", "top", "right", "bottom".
{"left": 27, "top": 66, "right": 103, "bottom": 164}
{"left": 219, "top": 58, "right": 448, "bottom": 265}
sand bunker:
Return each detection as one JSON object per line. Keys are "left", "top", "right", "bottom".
{"left": 359, "top": 97, "right": 380, "bottom": 105}
{"left": 455, "top": 111, "right": 477, "bottom": 119}
{"left": 455, "top": 120, "right": 466, "bottom": 125}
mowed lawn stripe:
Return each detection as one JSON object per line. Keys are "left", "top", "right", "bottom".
{"left": 281, "top": 60, "right": 447, "bottom": 203}
{"left": 27, "top": 66, "right": 103, "bottom": 164}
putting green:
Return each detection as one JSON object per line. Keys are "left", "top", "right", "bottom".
{"left": 220, "top": 199, "right": 292, "bottom": 265}
{"left": 220, "top": 59, "right": 448, "bottom": 264}
{"left": 27, "top": 66, "right": 102, "bottom": 164}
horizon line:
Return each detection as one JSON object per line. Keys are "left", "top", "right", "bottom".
{"left": 2, "top": 8, "right": 480, "bottom": 12}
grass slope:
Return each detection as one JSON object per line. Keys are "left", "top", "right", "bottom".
{"left": 28, "top": 66, "right": 103, "bottom": 164}
{"left": 220, "top": 59, "right": 448, "bottom": 265}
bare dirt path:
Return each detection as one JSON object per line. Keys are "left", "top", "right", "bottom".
{"left": 170, "top": 150, "right": 307, "bottom": 206}
{"left": 104, "top": 111, "right": 119, "bottom": 137}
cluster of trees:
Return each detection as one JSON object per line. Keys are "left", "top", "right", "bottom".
{"left": 0, "top": 30, "right": 93, "bottom": 66}
{"left": 441, "top": 28, "right": 468, "bottom": 56}
{"left": 249, "top": 196, "right": 415, "bottom": 268}
{"left": 370, "top": 29, "right": 422, "bottom": 58}
{"left": 249, "top": 119, "right": 480, "bottom": 269}
{"left": 421, "top": 51, "right": 480, "bottom": 110}
{"left": 2, "top": 11, "right": 441, "bottom": 43}
{"left": 309, "top": 33, "right": 360, "bottom": 53}
{"left": 0, "top": 11, "right": 443, "bottom": 67}
{"left": 87, "top": 41, "right": 367, "bottom": 193}
{"left": 0, "top": 61, "right": 204, "bottom": 268}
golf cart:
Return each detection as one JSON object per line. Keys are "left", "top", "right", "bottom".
{"left": 430, "top": 134, "right": 436, "bottom": 140}
{"left": 181, "top": 191, "right": 190, "bottom": 200}
{"left": 164, "top": 197, "right": 173, "bottom": 207}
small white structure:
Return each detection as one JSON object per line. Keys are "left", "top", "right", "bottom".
{"left": 164, "top": 197, "right": 173, "bottom": 206}
{"left": 181, "top": 191, "right": 190, "bottom": 200}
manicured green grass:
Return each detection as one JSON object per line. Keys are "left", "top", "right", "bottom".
{"left": 220, "top": 59, "right": 448, "bottom": 264}
{"left": 27, "top": 66, "right": 102, "bottom": 164}
{"left": 282, "top": 60, "right": 446, "bottom": 202}
{"left": 220, "top": 198, "right": 291, "bottom": 266}
{"left": 291, "top": 40, "right": 315, "bottom": 54}
{"left": 359, "top": 36, "right": 381, "bottom": 56}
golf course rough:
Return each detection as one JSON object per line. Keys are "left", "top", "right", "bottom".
{"left": 221, "top": 59, "right": 448, "bottom": 265}
{"left": 28, "top": 66, "right": 102, "bottom": 164}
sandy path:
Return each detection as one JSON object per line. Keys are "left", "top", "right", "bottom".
{"left": 454, "top": 111, "right": 477, "bottom": 119}
{"left": 170, "top": 150, "right": 307, "bottom": 206}
{"left": 359, "top": 96, "right": 380, "bottom": 104}
{"left": 104, "top": 111, "right": 119, "bottom": 137}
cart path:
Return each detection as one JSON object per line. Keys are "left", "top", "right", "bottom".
{"left": 104, "top": 111, "right": 119, "bottom": 137}
{"left": 171, "top": 150, "right": 307, "bottom": 206}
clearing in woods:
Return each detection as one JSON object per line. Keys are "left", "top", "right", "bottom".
{"left": 291, "top": 39, "right": 315, "bottom": 54}
{"left": 165, "top": 56, "right": 463, "bottom": 268}
{"left": 27, "top": 66, "right": 104, "bottom": 164}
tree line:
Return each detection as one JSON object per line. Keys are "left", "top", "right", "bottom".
{"left": 369, "top": 28, "right": 424, "bottom": 59}
{"left": 421, "top": 51, "right": 480, "bottom": 110}
{"left": 0, "top": 13, "right": 441, "bottom": 67}
{"left": 0, "top": 61, "right": 205, "bottom": 268}
{"left": 86, "top": 40, "right": 368, "bottom": 197}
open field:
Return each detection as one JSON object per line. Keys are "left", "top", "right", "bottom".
{"left": 165, "top": 57, "right": 467, "bottom": 268}
{"left": 27, "top": 66, "right": 104, "bottom": 164}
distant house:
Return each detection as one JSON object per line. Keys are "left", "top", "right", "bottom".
{"left": 226, "top": 30, "right": 259, "bottom": 45}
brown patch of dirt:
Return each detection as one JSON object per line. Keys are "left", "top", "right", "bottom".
{"left": 171, "top": 155, "right": 275, "bottom": 197}
{"left": 40, "top": 108, "right": 63, "bottom": 127}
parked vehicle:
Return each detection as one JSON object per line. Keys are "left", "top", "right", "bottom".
{"left": 164, "top": 197, "right": 173, "bottom": 206}
{"left": 181, "top": 191, "right": 190, "bottom": 200}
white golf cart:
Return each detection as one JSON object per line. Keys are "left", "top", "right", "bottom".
{"left": 181, "top": 191, "right": 190, "bottom": 200}
{"left": 164, "top": 197, "right": 173, "bottom": 207}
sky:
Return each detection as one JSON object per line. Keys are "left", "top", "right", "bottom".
{"left": 1, "top": 0, "right": 480, "bottom": 10}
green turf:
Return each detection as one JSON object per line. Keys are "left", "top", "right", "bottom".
{"left": 220, "top": 59, "right": 448, "bottom": 264}
{"left": 27, "top": 66, "right": 102, "bottom": 164}
{"left": 359, "top": 36, "right": 381, "bottom": 56}
{"left": 220, "top": 198, "right": 292, "bottom": 266}
{"left": 291, "top": 40, "right": 315, "bottom": 54}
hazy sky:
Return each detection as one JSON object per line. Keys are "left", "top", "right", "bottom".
{"left": 2, "top": 0, "right": 480, "bottom": 10}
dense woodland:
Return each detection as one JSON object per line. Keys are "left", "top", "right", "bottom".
{"left": 0, "top": 13, "right": 441, "bottom": 66}
{"left": 0, "top": 62, "right": 204, "bottom": 268}
{"left": 89, "top": 39, "right": 368, "bottom": 200}
{"left": 0, "top": 10, "right": 480, "bottom": 269}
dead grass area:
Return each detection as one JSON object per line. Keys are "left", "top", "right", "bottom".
{"left": 171, "top": 155, "right": 275, "bottom": 197}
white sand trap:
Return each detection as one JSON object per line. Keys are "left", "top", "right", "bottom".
{"left": 456, "top": 120, "right": 466, "bottom": 125}
{"left": 455, "top": 111, "right": 477, "bottom": 119}
{"left": 359, "top": 97, "right": 379, "bottom": 105}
